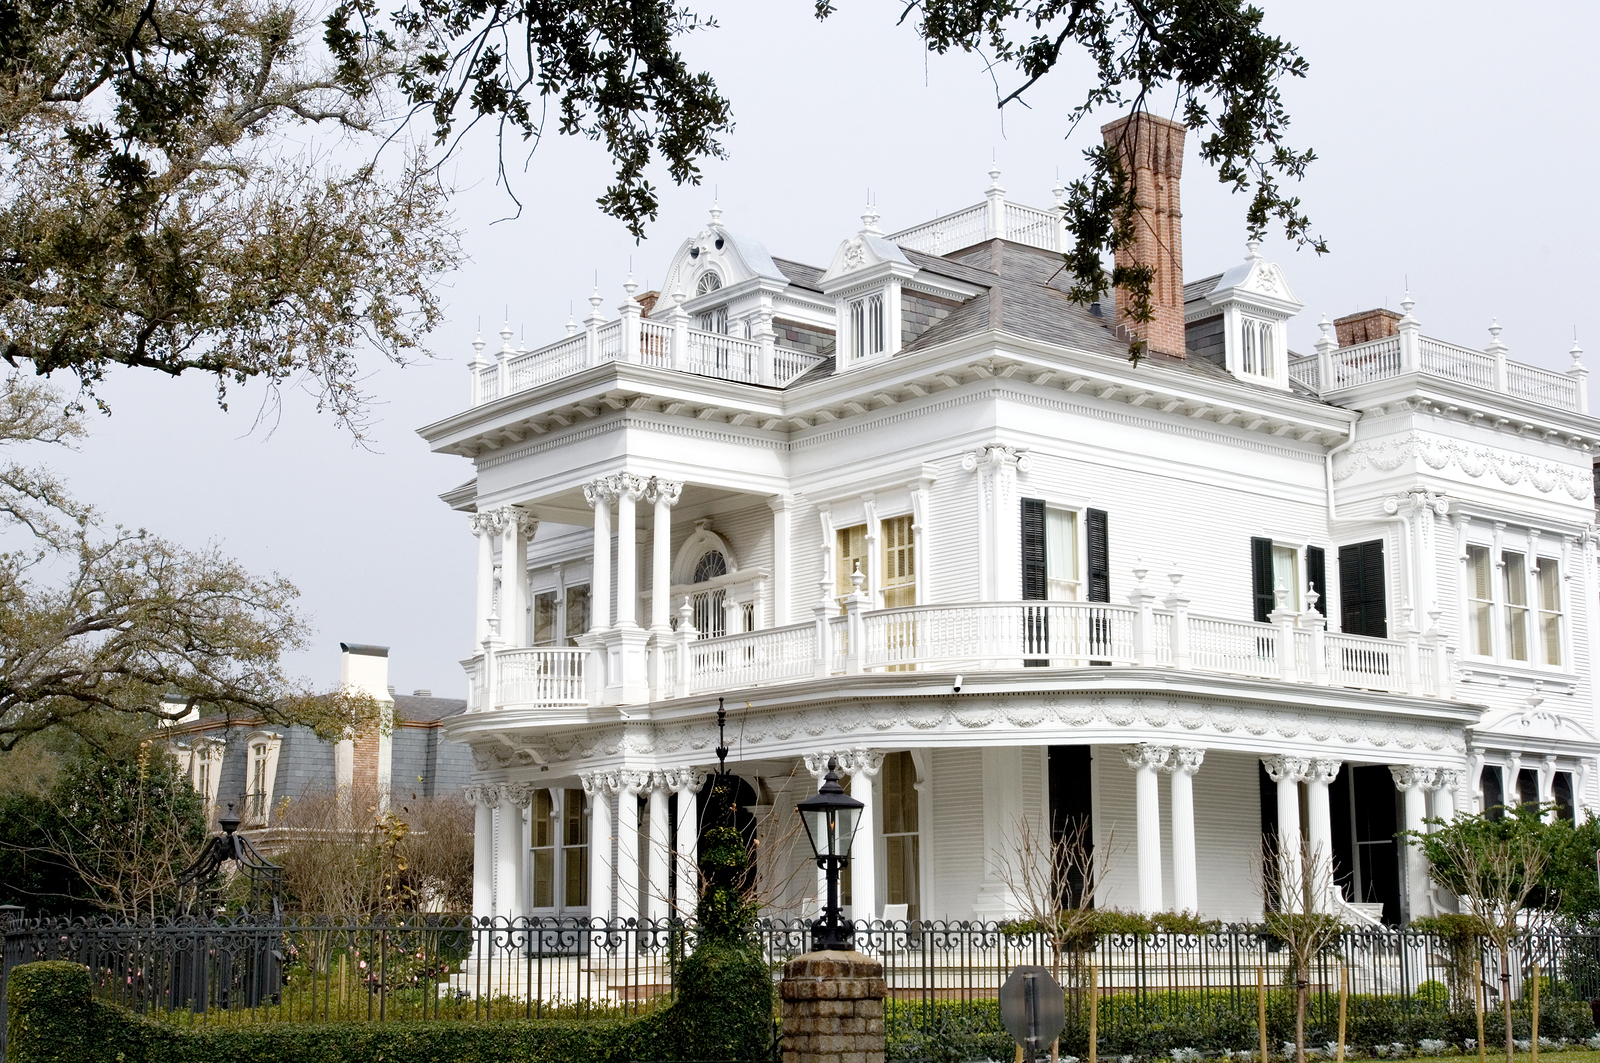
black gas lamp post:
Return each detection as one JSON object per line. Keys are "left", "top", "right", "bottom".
{"left": 796, "top": 757, "right": 864, "bottom": 952}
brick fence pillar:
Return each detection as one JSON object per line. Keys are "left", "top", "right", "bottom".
{"left": 780, "top": 950, "right": 887, "bottom": 1063}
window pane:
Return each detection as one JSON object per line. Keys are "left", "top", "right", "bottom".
{"left": 1045, "top": 509, "right": 1077, "bottom": 599}
{"left": 1503, "top": 551, "right": 1528, "bottom": 661}
{"left": 1467, "top": 545, "right": 1493, "bottom": 656}
{"left": 534, "top": 592, "right": 558, "bottom": 646}
{"left": 565, "top": 585, "right": 590, "bottom": 645}
{"left": 532, "top": 850, "right": 555, "bottom": 908}
{"left": 1272, "top": 545, "right": 1299, "bottom": 611}
{"left": 882, "top": 516, "right": 915, "bottom": 609}
{"left": 1539, "top": 558, "right": 1562, "bottom": 666}
{"left": 836, "top": 524, "right": 869, "bottom": 604}
{"left": 533, "top": 790, "right": 555, "bottom": 848}
{"left": 562, "top": 788, "right": 588, "bottom": 907}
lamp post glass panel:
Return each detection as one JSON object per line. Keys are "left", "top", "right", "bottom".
{"left": 798, "top": 758, "right": 864, "bottom": 951}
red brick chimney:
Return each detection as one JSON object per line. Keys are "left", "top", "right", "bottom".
{"left": 1101, "top": 112, "right": 1186, "bottom": 356}
{"left": 1333, "top": 308, "right": 1401, "bottom": 348}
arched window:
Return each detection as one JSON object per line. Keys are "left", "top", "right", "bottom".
{"left": 692, "top": 550, "right": 728, "bottom": 637}
{"left": 1241, "top": 321, "right": 1257, "bottom": 375}
{"left": 696, "top": 271, "right": 722, "bottom": 296}
{"left": 1258, "top": 322, "right": 1275, "bottom": 378}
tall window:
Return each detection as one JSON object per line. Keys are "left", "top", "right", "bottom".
{"left": 697, "top": 306, "right": 728, "bottom": 334}
{"left": 881, "top": 751, "right": 921, "bottom": 923}
{"left": 1257, "top": 322, "right": 1275, "bottom": 378}
{"left": 1336, "top": 540, "right": 1385, "bottom": 637}
{"left": 533, "top": 591, "right": 558, "bottom": 646}
{"left": 564, "top": 585, "right": 590, "bottom": 645}
{"left": 882, "top": 515, "right": 915, "bottom": 609}
{"left": 692, "top": 550, "right": 728, "bottom": 638}
{"left": 1045, "top": 509, "right": 1079, "bottom": 600}
{"left": 248, "top": 741, "right": 269, "bottom": 821}
{"left": 563, "top": 788, "right": 588, "bottom": 907}
{"left": 1466, "top": 545, "right": 1494, "bottom": 656}
{"left": 836, "top": 524, "right": 869, "bottom": 608}
{"left": 849, "top": 294, "right": 884, "bottom": 360}
{"left": 1241, "top": 320, "right": 1258, "bottom": 374}
{"left": 1481, "top": 766, "right": 1504, "bottom": 821}
{"left": 197, "top": 759, "right": 212, "bottom": 812}
{"left": 1271, "top": 544, "right": 1301, "bottom": 612}
{"left": 531, "top": 790, "right": 558, "bottom": 908}
{"left": 1537, "top": 557, "right": 1563, "bottom": 666}
{"left": 1502, "top": 550, "right": 1529, "bottom": 662}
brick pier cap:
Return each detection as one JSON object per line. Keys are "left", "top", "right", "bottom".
{"left": 780, "top": 950, "right": 888, "bottom": 1063}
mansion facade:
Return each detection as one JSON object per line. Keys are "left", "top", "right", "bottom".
{"left": 422, "top": 113, "right": 1600, "bottom": 928}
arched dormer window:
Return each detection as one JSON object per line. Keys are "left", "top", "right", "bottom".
{"left": 696, "top": 271, "right": 722, "bottom": 296}
{"left": 1257, "top": 322, "right": 1275, "bottom": 379}
{"left": 1241, "top": 320, "right": 1257, "bottom": 375}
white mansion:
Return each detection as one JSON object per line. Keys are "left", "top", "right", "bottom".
{"left": 422, "top": 113, "right": 1600, "bottom": 930}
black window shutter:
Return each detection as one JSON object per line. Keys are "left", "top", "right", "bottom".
{"left": 1359, "top": 540, "right": 1387, "bottom": 638}
{"left": 1338, "top": 540, "right": 1387, "bottom": 637}
{"left": 1021, "top": 498, "right": 1047, "bottom": 601}
{"left": 1086, "top": 509, "right": 1109, "bottom": 603}
{"left": 1306, "top": 546, "right": 1327, "bottom": 618}
{"left": 1250, "top": 536, "right": 1275, "bottom": 623}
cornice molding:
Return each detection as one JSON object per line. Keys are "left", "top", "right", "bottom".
{"left": 1333, "top": 429, "right": 1593, "bottom": 501}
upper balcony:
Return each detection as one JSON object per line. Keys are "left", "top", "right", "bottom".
{"left": 460, "top": 571, "right": 1455, "bottom": 721}
{"left": 1288, "top": 310, "right": 1589, "bottom": 415}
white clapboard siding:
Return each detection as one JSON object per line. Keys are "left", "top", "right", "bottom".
{"left": 928, "top": 747, "right": 985, "bottom": 916}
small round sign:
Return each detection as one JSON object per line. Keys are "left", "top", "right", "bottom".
{"left": 999, "top": 965, "right": 1067, "bottom": 1053}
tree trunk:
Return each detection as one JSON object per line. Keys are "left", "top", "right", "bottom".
{"left": 1296, "top": 961, "right": 1308, "bottom": 1063}
{"left": 1502, "top": 951, "right": 1514, "bottom": 1063}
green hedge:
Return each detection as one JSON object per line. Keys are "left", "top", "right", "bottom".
{"left": 883, "top": 990, "right": 1597, "bottom": 1062}
{"left": 6, "top": 945, "right": 775, "bottom": 1063}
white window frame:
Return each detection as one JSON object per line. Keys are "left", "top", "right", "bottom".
{"left": 1461, "top": 531, "right": 1572, "bottom": 672}
{"left": 1044, "top": 504, "right": 1084, "bottom": 602}
{"left": 243, "top": 730, "right": 282, "bottom": 827}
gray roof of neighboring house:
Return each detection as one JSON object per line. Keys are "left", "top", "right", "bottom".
{"left": 772, "top": 257, "right": 825, "bottom": 292}
{"left": 1184, "top": 274, "right": 1223, "bottom": 304}
{"left": 393, "top": 695, "right": 468, "bottom": 725}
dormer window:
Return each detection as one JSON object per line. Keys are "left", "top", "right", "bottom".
{"left": 849, "top": 293, "right": 884, "bottom": 361}
{"left": 696, "top": 271, "right": 722, "bottom": 296}
{"left": 1239, "top": 319, "right": 1276, "bottom": 380}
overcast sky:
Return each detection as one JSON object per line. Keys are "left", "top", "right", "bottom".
{"left": 42, "top": 0, "right": 1600, "bottom": 698}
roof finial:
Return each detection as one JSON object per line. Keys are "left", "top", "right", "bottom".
{"left": 1570, "top": 336, "right": 1585, "bottom": 369}
{"left": 499, "top": 319, "right": 513, "bottom": 353}
{"left": 860, "top": 195, "right": 882, "bottom": 236}
{"left": 1245, "top": 238, "right": 1262, "bottom": 261}
{"left": 1315, "top": 314, "right": 1336, "bottom": 354}
{"left": 1486, "top": 318, "right": 1507, "bottom": 356}
{"left": 1400, "top": 289, "right": 1415, "bottom": 318}
{"left": 987, "top": 156, "right": 1002, "bottom": 190}
{"left": 709, "top": 196, "right": 722, "bottom": 227}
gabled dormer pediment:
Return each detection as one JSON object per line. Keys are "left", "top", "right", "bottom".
{"left": 1185, "top": 242, "right": 1304, "bottom": 390}
{"left": 817, "top": 230, "right": 917, "bottom": 294}
{"left": 819, "top": 207, "right": 922, "bottom": 374}
{"left": 659, "top": 208, "right": 790, "bottom": 318}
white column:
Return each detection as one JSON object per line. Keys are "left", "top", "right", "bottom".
{"left": 769, "top": 494, "right": 792, "bottom": 624}
{"left": 1391, "top": 765, "right": 1432, "bottom": 921}
{"left": 615, "top": 771, "right": 647, "bottom": 923}
{"left": 1306, "top": 759, "right": 1340, "bottom": 913}
{"left": 1125, "top": 744, "right": 1171, "bottom": 914}
{"left": 495, "top": 783, "right": 532, "bottom": 922}
{"left": 647, "top": 774, "right": 671, "bottom": 921}
{"left": 499, "top": 510, "right": 534, "bottom": 647}
{"left": 615, "top": 475, "right": 645, "bottom": 628}
{"left": 1507, "top": 751, "right": 1524, "bottom": 808}
{"left": 583, "top": 479, "right": 616, "bottom": 630}
{"left": 1433, "top": 769, "right": 1462, "bottom": 822}
{"left": 961, "top": 446, "right": 1030, "bottom": 601}
{"left": 650, "top": 480, "right": 682, "bottom": 630}
{"left": 1166, "top": 748, "right": 1204, "bottom": 914}
{"left": 1263, "top": 756, "right": 1310, "bottom": 910}
{"left": 471, "top": 510, "right": 506, "bottom": 645}
{"left": 583, "top": 773, "right": 615, "bottom": 920}
{"left": 1541, "top": 754, "right": 1559, "bottom": 820}
{"left": 469, "top": 786, "right": 494, "bottom": 920}
{"left": 672, "top": 769, "right": 703, "bottom": 917}
{"left": 846, "top": 750, "right": 884, "bottom": 923}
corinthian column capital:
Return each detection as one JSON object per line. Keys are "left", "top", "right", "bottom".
{"left": 1262, "top": 755, "right": 1311, "bottom": 784}
{"left": 470, "top": 507, "right": 512, "bottom": 537}
{"left": 1123, "top": 743, "right": 1173, "bottom": 772}
{"left": 583, "top": 477, "right": 619, "bottom": 507}
{"left": 646, "top": 477, "right": 684, "bottom": 506}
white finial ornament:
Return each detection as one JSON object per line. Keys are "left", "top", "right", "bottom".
{"left": 472, "top": 330, "right": 485, "bottom": 356}
{"left": 1315, "top": 315, "right": 1336, "bottom": 354}
{"left": 1400, "top": 290, "right": 1415, "bottom": 316}
{"left": 709, "top": 199, "right": 722, "bottom": 227}
{"left": 499, "top": 320, "right": 514, "bottom": 353}
{"left": 1570, "top": 338, "right": 1585, "bottom": 368}
{"left": 1486, "top": 319, "right": 1507, "bottom": 356}
{"left": 1245, "top": 238, "right": 1262, "bottom": 261}
{"left": 624, "top": 272, "right": 638, "bottom": 303}
{"left": 860, "top": 199, "right": 882, "bottom": 236}
{"left": 1052, "top": 182, "right": 1066, "bottom": 207}
{"left": 987, "top": 162, "right": 1002, "bottom": 190}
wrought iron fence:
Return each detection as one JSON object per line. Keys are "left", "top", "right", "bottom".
{"left": 4, "top": 916, "right": 1599, "bottom": 1060}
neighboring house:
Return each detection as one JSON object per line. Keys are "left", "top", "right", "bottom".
{"left": 418, "top": 113, "right": 1600, "bottom": 929}
{"left": 163, "top": 643, "right": 473, "bottom": 848}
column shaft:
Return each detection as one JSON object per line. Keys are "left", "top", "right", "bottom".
{"left": 588, "top": 781, "right": 614, "bottom": 920}
{"left": 674, "top": 776, "right": 700, "bottom": 916}
{"left": 647, "top": 780, "right": 670, "bottom": 921}
{"left": 475, "top": 522, "right": 495, "bottom": 644}
{"left": 501, "top": 517, "right": 527, "bottom": 646}
{"left": 1277, "top": 776, "right": 1303, "bottom": 907}
{"left": 591, "top": 492, "right": 613, "bottom": 630}
{"left": 495, "top": 786, "right": 527, "bottom": 922}
{"left": 851, "top": 764, "right": 878, "bottom": 922}
{"left": 1136, "top": 760, "right": 1163, "bottom": 913}
{"left": 1306, "top": 762, "right": 1338, "bottom": 913}
{"left": 615, "top": 778, "right": 643, "bottom": 922}
{"left": 1168, "top": 750, "right": 1202, "bottom": 913}
{"left": 1392, "top": 766, "right": 1431, "bottom": 921}
{"left": 472, "top": 790, "right": 494, "bottom": 920}
{"left": 616, "top": 483, "right": 639, "bottom": 627}
{"left": 652, "top": 497, "right": 673, "bottom": 630}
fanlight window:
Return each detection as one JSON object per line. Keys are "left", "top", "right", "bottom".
{"left": 696, "top": 271, "right": 722, "bottom": 296}
{"left": 692, "top": 550, "right": 728, "bottom": 638}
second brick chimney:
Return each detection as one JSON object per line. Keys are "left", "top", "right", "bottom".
{"left": 1333, "top": 308, "right": 1401, "bottom": 348}
{"left": 1101, "top": 112, "right": 1186, "bottom": 356}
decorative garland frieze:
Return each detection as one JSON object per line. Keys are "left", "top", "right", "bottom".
{"left": 1334, "top": 431, "right": 1592, "bottom": 500}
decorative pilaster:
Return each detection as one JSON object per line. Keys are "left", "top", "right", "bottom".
{"left": 1390, "top": 765, "right": 1433, "bottom": 921}
{"left": 961, "top": 446, "right": 1031, "bottom": 601}
{"left": 1124, "top": 744, "right": 1173, "bottom": 914}
{"left": 494, "top": 783, "right": 537, "bottom": 923}
{"left": 471, "top": 509, "right": 511, "bottom": 646}
{"left": 1163, "top": 748, "right": 1204, "bottom": 913}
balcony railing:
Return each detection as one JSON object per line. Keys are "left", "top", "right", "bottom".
{"left": 1288, "top": 330, "right": 1587, "bottom": 414}
{"left": 464, "top": 591, "right": 1457, "bottom": 715}
{"left": 469, "top": 309, "right": 825, "bottom": 406}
